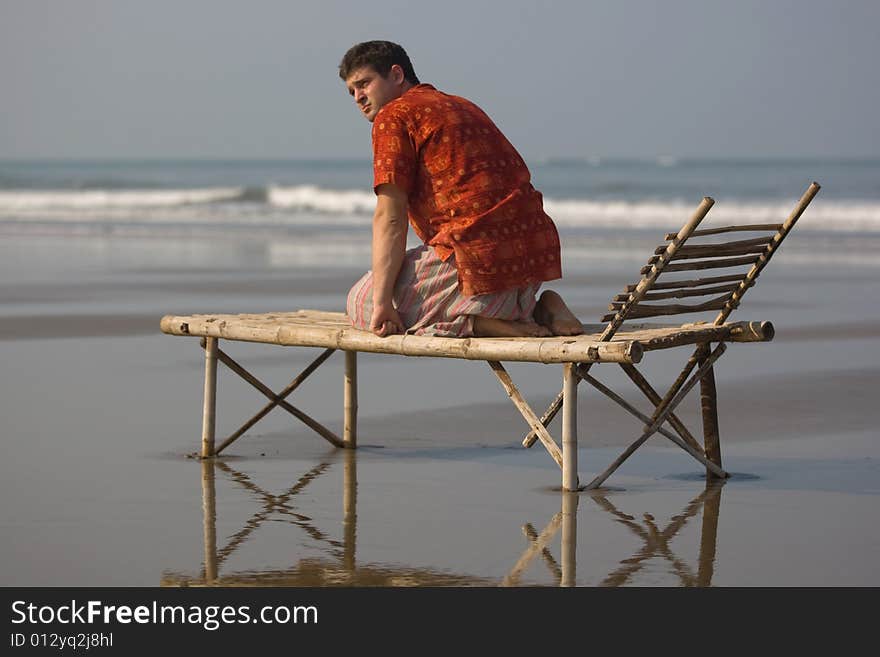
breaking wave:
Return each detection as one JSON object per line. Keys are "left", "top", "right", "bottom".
{"left": 1, "top": 185, "right": 879, "bottom": 233}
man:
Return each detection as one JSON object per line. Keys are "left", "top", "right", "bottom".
{"left": 340, "top": 40, "right": 582, "bottom": 338}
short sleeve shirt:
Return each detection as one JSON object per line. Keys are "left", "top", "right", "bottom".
{"left": 372, "top": 84, "right": 562, "bottom": 296}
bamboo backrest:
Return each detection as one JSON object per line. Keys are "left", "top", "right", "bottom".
{"left": 599, "top": 182, "right": 821, "bottom": 330}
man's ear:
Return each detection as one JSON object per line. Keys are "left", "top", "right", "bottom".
{"left": 390, "top": 64, "right": 405, "bottom": 85}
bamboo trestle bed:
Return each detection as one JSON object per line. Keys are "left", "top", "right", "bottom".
{"left": 160, "top": 182, "right": 820, "bottom": 491}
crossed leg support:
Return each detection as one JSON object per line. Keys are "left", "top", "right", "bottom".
{"left": 502, "top": 482, "right": 723, "bottom": 586}
{"left": 501, "top": 493, "right": 579, "bottom": 587}
{"left": 199, "top": 337, "right": 357, "bottom": 458}
{"left": 519, "top": 342, "right": 730, "bottom": 489}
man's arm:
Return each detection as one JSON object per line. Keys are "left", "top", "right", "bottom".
{"left": 370, "top": 183, "right": 409, "bottom": 336}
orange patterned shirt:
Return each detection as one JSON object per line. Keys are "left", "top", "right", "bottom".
{"left": 372, "top": 84, "right": 562, "bottom": 296}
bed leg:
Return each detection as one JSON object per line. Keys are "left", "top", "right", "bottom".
{"left": 343, "top": 448, "right": 357, "bottom": 571}
{"left": 201, "top": 337, "right": 219, "bottom": 458}
{"left": 561, "top": 491, "right": 578, "bottom": 586}
{"left": 201, "top": 459, "right": 218, "bottom": 583}
{"left": 697, "top": 344, "right": 723, "bottom": 476}
{"left": 344, "top": 350, "right": 358, "bottom": 449}
{"left": 562, "top": 363, "right": 579, "bottom": 491}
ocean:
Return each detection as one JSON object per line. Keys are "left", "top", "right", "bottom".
{"left": 1, "top": 158, "right": 879, "bottom": 274}
{"left": 1, "top": 157, "right": 879, "bottom": 587}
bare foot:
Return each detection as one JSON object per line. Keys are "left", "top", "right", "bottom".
{"left": 534, "top": 290, "right": 584, "bottom": 336}
{"left": 472, "top": 316, "right": 552, "bottom": 337}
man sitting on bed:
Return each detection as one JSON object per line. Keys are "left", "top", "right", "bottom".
{"left": 340, "top": 40, "right": 583, "bottom": 339}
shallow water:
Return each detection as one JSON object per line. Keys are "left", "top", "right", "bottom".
{"left": 1, "top": 234, "right": 878, "bottom": 586}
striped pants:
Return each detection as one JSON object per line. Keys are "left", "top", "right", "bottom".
{"left": 346, "top": 244, "right": 542, "bottom": 337}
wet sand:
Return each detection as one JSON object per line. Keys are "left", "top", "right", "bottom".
{"left": 1, "top": 235, "right": 879, "bottom": 586}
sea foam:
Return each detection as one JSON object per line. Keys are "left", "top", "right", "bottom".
{"left": 1, "top": 185, "right": 879, "bottom": 233}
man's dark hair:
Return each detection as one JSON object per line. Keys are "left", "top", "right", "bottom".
{"left": 339, "top": 41, "right": 420, "bottom": 84}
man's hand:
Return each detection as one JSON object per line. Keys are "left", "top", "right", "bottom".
{"left": 370, "top": 301, "right": 404, "bottom": 337}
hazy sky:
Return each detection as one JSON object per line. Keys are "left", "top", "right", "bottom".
{"left": 2, "top": 0, "right": 878, "bottom": 160}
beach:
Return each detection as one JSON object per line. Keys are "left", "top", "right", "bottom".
{"left": 2, "top": 188, "right": 879, "bottom": 587}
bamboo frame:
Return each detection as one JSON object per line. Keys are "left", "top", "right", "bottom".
{"left": 174, "top": 317, "right": 769, "bottom": 488}
{"left": 163, "top": 186, "right": 818, "bottom": 490}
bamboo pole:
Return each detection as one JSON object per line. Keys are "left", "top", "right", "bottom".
{"left": 727, "top": 320, "right": 774, "bottom": 342}
{"left": 646, "top": 243, "right": 770, "bottom": 265}
{"left": 522, "top": 388, "right": 564, "bottom": 449}
{"left": 696, "top": 480, "right": 724, "bottom": 586}
{"left": 201, "top": 459, "right": 218, "bottom": 584}
{"left": 624, "top": 273, "right": 745, "bottom": 292}
{"left": 614, "top": 282, "right": 741, "bottom": 302}
{"left": 201, "top": 337, "right": 219, "bottom": 458}
{"left": 603, "top": 294, "right": 729, "bottom": 320}
{"left": 343, "top": 448, "right": 357, "bottom": 572}
{"left": 343, "top": 351, "right": 358, "bottom": 449}
{"left": 697, "top": 344, "right": 723, "bottom": 474}
{"left": 652, "top": 235, "right": 774, "bottom": 256}
{"left": 639, "top": 254, "right": 760, "bottom": 275}
{"left": 663, "top": 223, "right": 784, "bottom": 240}
{"left": 488, "top": 360, "right": 563, "bottom": 469}
{"left": 561, "top": 492, "right": 578, "bottom": 587}
{"left": 162, "top": 314, "right": 643, "bottom": 364}
{"left": 562, "top": 363, "right": 579, "bottom": 491}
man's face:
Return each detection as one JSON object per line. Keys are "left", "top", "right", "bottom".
{"left": 345, "top": 65, "right": 405, "bottom": 123}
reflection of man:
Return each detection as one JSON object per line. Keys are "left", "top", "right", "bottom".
{"left": 340, "top": 40, "right": 583, "bottom": 338}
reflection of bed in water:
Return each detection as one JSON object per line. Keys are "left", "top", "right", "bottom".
{"left": 160, "top": 455, "right": 725, "bottom": 588}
